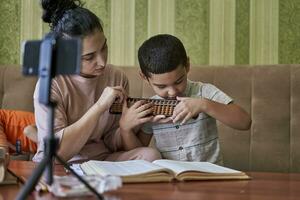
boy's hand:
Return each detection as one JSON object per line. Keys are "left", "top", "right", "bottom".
{"left": 119, "top": 100, "right": 154, "bottom": 132}
{"left": 172, "top": 97, "right": 204, "bottom": 125}
{"left": 152, "top": 115, "right": 173, "bottom": 124}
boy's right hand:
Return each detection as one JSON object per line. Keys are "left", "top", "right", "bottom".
{"left": 119, "top": 100, "right": 154, "bottom": 132}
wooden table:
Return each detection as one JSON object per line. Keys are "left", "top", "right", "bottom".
{"left": 1, "top": 160, "right": 300, "bottom": 200}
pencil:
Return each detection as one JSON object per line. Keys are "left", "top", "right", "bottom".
{"left": 35, "top": 180, "right": 48, "bottom": 193}
{"left": 19, "top": 176, "right": 48, "bottom": 193}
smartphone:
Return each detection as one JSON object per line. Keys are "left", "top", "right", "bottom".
{"left": 22, "top": 37, "right": 82, "bottom": 76}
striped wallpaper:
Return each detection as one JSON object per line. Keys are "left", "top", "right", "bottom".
{"left": 0, "top": 0, "right": 299, "bottom": 66}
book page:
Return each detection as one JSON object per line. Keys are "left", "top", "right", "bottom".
{"left": 81, "top": 160, "right": 168, "bottom": 177}
{"left": 153, "top": 160, "right": 242, "bottom": 176}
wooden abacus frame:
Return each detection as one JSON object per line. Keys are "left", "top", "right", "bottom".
{"left": 109, "top": 97, "right": 180, "bottom": 117}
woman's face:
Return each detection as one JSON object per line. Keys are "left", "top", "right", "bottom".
{"left": 80, "top": 30, "right": 108, "bottom": 78}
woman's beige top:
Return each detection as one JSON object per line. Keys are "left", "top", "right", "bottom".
{"left": 33, "top": 65, "right": 128, "bottom": 162}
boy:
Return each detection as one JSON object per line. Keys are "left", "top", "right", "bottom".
{"left": 119, "top": 34, "right": 251, "bottom": 164}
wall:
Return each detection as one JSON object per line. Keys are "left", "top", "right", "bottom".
{"left": 0, "top": 1, "right": 21, "bottom": 65}
{"left": 0, "top": 0, "right": 300, "bottom": 66}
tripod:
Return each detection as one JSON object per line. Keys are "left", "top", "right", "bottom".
{"left": 16, "top": 33, "right": 103, "bottom": 200}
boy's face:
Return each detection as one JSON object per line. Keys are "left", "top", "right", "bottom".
{"left": 144, "top": 65, "right": 190, "bottom": 99}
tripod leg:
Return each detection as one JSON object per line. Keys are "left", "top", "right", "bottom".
{"left": 55, "top": 155, "right": 104, "bottom": 200}
{"left": 16, "top": 156, "right": 50, "bottom": 200}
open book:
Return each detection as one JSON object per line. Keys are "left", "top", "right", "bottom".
{"left": 80, "top": 159, "right": 249, "bottom": 183}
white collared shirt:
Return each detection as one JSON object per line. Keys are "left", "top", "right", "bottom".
{"left": 142, "top": 80, "right": 233, "bottom": 164}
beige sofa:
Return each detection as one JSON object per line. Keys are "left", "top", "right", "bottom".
{"left": 0, "top": 65, "right": 36, "bottom": 112}
{"left": 2, "top": 64, "right": 300, "bottom": 173}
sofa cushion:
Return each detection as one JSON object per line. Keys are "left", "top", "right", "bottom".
{"left": 0, "top": 65, "right": 37, "bottom": 112}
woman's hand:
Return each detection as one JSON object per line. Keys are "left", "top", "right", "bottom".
{"left": 96, "top": 86, "right": 127, "bottom": 110}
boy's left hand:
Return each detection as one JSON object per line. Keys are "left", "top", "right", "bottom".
{"left": 172, "top": 97, "right": 203, "bottom": 125}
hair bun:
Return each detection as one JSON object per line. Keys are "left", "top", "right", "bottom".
{"left": 41, "top": 0, "right": 82, "bottom": 24}
{"left": 41, "top": 0, "right": 55, "bottom": 23}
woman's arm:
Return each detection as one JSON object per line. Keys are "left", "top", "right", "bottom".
{"left": 35, "top": 85, "right": 126, "bottom": 162}
{"left": 58, "top": 86, "right": 126, "bottom": 161}
{"left": 57, "top": 102, "right": 108, "bottom": 160}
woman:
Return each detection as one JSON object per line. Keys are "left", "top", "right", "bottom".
{"left": 33, "top": 0, "right": 160, "bottom": 162}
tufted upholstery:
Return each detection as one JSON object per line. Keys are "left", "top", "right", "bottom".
{"left": 2, "top": 64, "right": 300, "bottom": 173}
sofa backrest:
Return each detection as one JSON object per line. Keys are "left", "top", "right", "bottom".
{"left": 2, "top": 64, "right": 300, "bottom": 173}
{"left": 0, "top": 65, "right": 37, "bottom": 112}
{"left": 121, "top": 64, "right": 300, "bottom": 173}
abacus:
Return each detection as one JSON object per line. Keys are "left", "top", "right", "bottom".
{"left": 109, "top": 97, "right": 180, "bottom": 117}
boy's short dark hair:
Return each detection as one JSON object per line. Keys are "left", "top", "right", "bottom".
{"left": 138, "top": 34, "right": 188, "bottom": 78}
